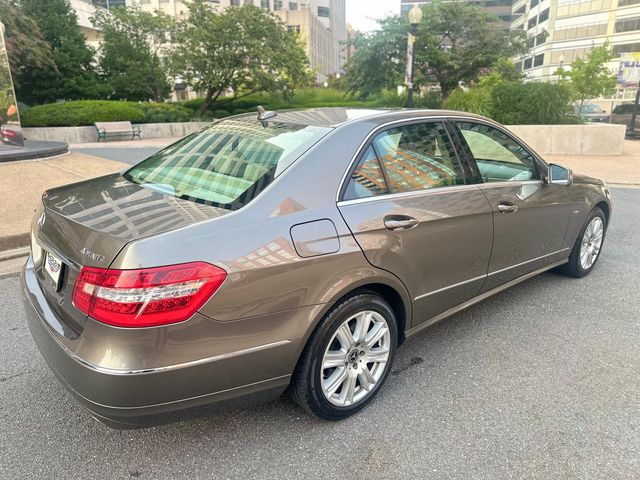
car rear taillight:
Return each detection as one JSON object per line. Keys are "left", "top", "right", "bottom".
{"left": 72, "top": 262, "right": 226, "bottom": 327}
{"left": 1, "top": 129, "right": 16, "bottom": 138}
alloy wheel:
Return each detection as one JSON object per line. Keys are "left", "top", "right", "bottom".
{"left": 580, "top": 216, "right": 604, "bottom": 270}
{"left": 320, "top": 310, "right": 391, "bottom": 407}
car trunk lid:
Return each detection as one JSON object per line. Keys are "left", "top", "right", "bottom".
{"left": 33, "top": 173, "right": 231, "bottom": 335}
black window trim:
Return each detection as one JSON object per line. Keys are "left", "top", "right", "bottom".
{"left": 449, "top": 119, "right": 549, "bottom": 185}
{"left": 337, "top": 118, "right": 473, "bottom": 203}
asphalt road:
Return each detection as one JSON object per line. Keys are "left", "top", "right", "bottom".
{"left": 1, "top": 188, "right": 638, "bottom": 480}
{"left": 71, "top": 147, "right": 162, "bottom": 165}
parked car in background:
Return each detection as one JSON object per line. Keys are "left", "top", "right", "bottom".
{"left": 610, "top": 102, "right": 639, "bottom": 130}
{"left": 21, "top": 107, "right": 612, "bottom": 428}
{"left": 577, "top": 103, "right": 610, "bottom": 123}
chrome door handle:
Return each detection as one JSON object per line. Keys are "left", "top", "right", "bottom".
{"left": 497, "top": 202, "right": 518, "bottom": 213}
{"left": 384, "top": 216, "right": 419, "bottom": 231}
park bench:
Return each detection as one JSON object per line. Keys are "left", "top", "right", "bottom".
{"left": 95, "top": 121, "right": 142, "bottom": 142}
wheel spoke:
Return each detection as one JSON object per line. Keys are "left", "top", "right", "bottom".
{"left": 358, "top": 367, "right": 376, "bottom": 392}
{"left": 323, "top": 367, "right": 347, "bottom": 397}
{"left": 365, "top": 322, "right": 387, "bottom": 348}
{"left": 340, "top": 370, "right": 357, "bottom": 405}
{"left": 322, "top": 350, "right": 347, "bottom": 369}
{"left": 352, "top": 311, "right": 371, "bottom": 344}
{"left": 335, "top": 323, "right": 354, "bottom": 349}
{"left": 364, "top": 347, "right": 389, "bottom": 363}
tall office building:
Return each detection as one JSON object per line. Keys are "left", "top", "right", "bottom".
{"left": 399, "top": 0, "right": 515, "bottom": 29}
{"left": 129, "top": 0, "right": 347, "bottom": 84}
{"left": 511, "top": 0, "right": 640, "bottom": 95}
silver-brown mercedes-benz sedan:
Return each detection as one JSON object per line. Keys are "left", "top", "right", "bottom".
{"left": 22, "top": 108, "right": 611, "bottom": 428}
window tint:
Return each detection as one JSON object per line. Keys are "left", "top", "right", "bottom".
{"left": 343, "top": 146, "right": 388, "bottom": 200}
{"left": 124, "top": 120, "right": 331, "bottom": 210}
{"left": 457, "top": 122, "right": 540, "bottom": 183}
{"left": 372, "top": 122, "right": 464, "bottom": 193}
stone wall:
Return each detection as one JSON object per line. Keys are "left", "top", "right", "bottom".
{"left": 23, "top": 121, "right": 627, "bottom": 156}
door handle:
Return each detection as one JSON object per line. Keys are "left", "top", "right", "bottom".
{"left": 384, "top": 216, "right": 419, "bottom": 231}
{"left": 497, "top": 202, "right": 518, "bottom": 213}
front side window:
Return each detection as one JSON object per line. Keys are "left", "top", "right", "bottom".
{"left": 457, "top": 122, "right": 540, "bottom": 183}
{"left": 124, "top": 120, "right": 331, "bottom": 210}
{"left": 372, "top": 122, "right": 464, "bottom": 193}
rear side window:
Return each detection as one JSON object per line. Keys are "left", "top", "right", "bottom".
{"left": 373, "top": 122, "right": 464, "bottom": 193}
{"left": 343, "top": 146, "right": 388, "bottom": 200}
{"left": 124, "top": 120, "right": 331, "bottom": 210}
{"left": 613, "top": 104, "right": 633, "bottom": 114}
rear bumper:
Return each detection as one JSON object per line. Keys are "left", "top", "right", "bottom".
{"left": 20, "top": 257, "right": 311, "bottom": 426}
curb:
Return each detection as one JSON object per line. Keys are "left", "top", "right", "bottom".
{"left": 0, "top": 233, "right": 30, "bottom": 253}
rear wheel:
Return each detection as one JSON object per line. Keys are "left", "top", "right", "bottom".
{"left": 559, "top": 207, "right": 606, "bottom": 278}
{"left": 291, "top": 292, "right": 397, "bottom": 420}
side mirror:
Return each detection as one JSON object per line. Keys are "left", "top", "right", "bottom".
{"left": 547, "top": 163, "right": 573, "bottom": 186}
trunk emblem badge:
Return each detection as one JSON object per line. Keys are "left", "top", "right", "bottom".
{"left": 80, "top": 248, "right": 105, "bottom": 263}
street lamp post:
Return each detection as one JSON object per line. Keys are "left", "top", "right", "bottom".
{"left": 406, "top": 6, "right": 423, "bottom": 108}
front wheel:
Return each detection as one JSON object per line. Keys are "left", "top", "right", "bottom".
{"left": 559, "top": 207, "right": 607, "bottom": 278}
{"left": 291, "top": 292, "right": 398, "bottom": 420}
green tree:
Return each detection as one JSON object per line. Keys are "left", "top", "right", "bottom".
{"left": 92, "top": 7, "right": 173, "bottom": 102}
{"left": 19, "top": 0, "right": 103, "bottom": 104}
{"left": 0, "top": 0, "right": 56, "bottom": 96}
{"left": 345, "top": 2, "right": 527, "bottom": 99}
{"left": 557, "top": 45, "right": 616, "bottom": 110}
{"left": 172, "top": 2, "right": 311, "bottom": 115}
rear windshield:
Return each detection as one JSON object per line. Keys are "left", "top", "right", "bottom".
{"left": 124, "top": 119, "right": 331, "bottom": 210}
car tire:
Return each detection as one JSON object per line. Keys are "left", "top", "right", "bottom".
{"left": 290, "top": 291, "right": 398, "bottom": 420}
{"left": 558, "top": 207, "right": 607, "bottom": 278}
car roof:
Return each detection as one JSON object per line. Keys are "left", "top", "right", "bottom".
{"left": 230, "top": 106, "right": 493, "bottom": 128}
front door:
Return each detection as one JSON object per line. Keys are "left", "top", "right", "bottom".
{"left": 452, "top": 121, "right": 571, "bottom": 291}
{"left": 338, "top": 120, "right": 494, "bottom": 327}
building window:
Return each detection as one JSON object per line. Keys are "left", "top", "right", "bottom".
{"left": 612, "top": 42, "right": 640, "bottom": 56}
{"left": 274, "top": 0, "right": 282, "bottom": 10}
{"left": 230, "top": 0, "right": 240, "bottom": 6}
{"left": 530, "top": 0, "right": 539, "bottom": 8}
{"left": 244, "top": 0, "right": 254, "bottom": 4}
{"left": 287, "top": 25, "right": 301, "bottom": 33}
{"left": 533, "top": 53, "right": 544, "bottom": 67}
{"left": 318, "top": 6, "right": 330, "bottom": 17}
{"left": 289, "top": 1, "right": 297, "bottom": 9}
{"left": 538, "top": 8, "right": 549, "bottom": 23}
{"left": 615, "top": 17, "right": 640, "bottom": 33}
{"left": 527, "top": 17, "right": 537, "bottom": 29}
{"left": 527, "top": 36, "right": 535, "bottom": 49}
{"left": 536, "top": 31, "right": 546, "bottom": 46}
{"left": 523, "top": 57, "right": 533, "bottom": 69}
{"left": 618, "top": 0, "right": 640, "bottom": 6}
{"left": 260, "top": 0, "right": 269, "bottom": 8}
{"left": 515, "top": 61, "right": 523, "bottom": 72}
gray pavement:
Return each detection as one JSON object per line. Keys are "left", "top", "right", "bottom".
{"left": 1, "top": 188, "right": 639, "bottom": 480}
{"left": 71, "top": 146, "right": 162, "bottom": 165}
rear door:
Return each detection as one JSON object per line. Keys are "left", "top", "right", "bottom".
{"left": 338, "top": 120, "right": 494, "bottom": 327}
{"left": 452, "top": 120, "right": 571, "bottom": 291}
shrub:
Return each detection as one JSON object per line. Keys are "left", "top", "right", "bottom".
{"left": 22, "top": 100, "right": 144, "bottom": 127}
{"left": 489, "top": 82, "right": 579, "bottom": 125}
{"left": 444, "top": 82, "right": 579, "bottom": 125}
{"left": 444, "top": 88, "right": 492, "bottom": 116}
{"left": 139, "top": 103, "right": 192, "bottom": 123}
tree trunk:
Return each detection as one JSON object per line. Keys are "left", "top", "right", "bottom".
{"left": 197, "top": 89, "right": 222, "bottom": 116}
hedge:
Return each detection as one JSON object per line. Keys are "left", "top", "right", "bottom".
{"left": 22, "top": 100, "right": 194, "bottom": 127}
{"left": 22, "top": 101, "right": 145, "bottom": 127}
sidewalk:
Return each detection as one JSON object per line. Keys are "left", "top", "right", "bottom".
{"left": 0, "top": 152, "right": 126, "bottom": 252}
{"left": 70, "top": 137, "right": 176, "bottom": 149}
{"left": 546, "top": 140, "right": 640, "bottom": 186}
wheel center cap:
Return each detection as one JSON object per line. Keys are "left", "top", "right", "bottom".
{"left": 348, "top": 350, "right": 359, "bottom": 363}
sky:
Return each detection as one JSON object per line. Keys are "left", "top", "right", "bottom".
{"left": 346, "top": 0, "right": 398, "bottom": 32}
